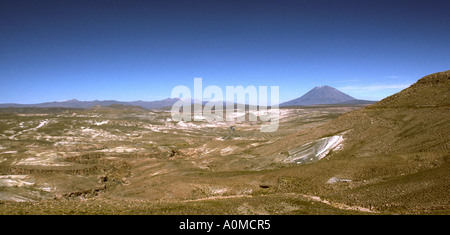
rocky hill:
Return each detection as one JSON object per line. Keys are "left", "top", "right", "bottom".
{"left": 257, "top": 70, "right": 450, "bottom": 213}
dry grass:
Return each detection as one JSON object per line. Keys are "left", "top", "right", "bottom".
{"left": 0, "top": 71, "right": 449, "bottom": 214}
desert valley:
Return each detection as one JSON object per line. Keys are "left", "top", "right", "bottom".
{"left": 0, "top": 71, "right": 448, "bottom": 215}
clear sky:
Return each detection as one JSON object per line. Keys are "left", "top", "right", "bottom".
{"left": 1, "top": 0, "right": 449, "bottom": 104}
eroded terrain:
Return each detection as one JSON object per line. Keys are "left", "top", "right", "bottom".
{"left": 0, "top": 100, "right": 447, "bottom": 214}
{"left": 0, "top": 105, "right": 357, "bottom": 210}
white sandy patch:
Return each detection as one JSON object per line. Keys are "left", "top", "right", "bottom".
{"left": 17, "top": 114, "right": 49, "bottom": 117}
{"left": 7, "top": 131, "right": 20, "bottom": 140}
{"left": 334, "top": 143, "right": 343, "bottom": 151}
{"left": 39, "top": 186, "right": 56, "bottom": 192}
{"left": 0, "top": 193, "right": 34, "bottom": 202}
{"left": 303, "top": 194, "right": 377, "bottom": 213}
{"left": 142, "top": 124, "right": 161, "bottom": 132}
{"left": 226, "top": 111, "right": 246, "bottom": 119}
{"left": 316, "top": 135, "right": 343, "bottom": 160}
{"left": 249, "top": 109, "right": 283, "bottom": 116}
{"left": 14, "top": 152, "right": 72, "bottom": 167}
{"left": 35, "top": 120, "right": 49, "bottom": 129}
{"left": 54, "top": 141, "right": 79, "bottom": 146}
{"left": 285, "top": 135, "right": 344, "bottom": 164}
{"left": 278, "top": 109, "right": 294, "bottom": 119}
{"left": 177, "top": 121, "right": 199, "bottom": 128}
{"left": 327, "top": 177, "right": 352, "bottom": 184}
{"left": 75, "top": 114, "right": 101, "bottom": 118}
{"left": 80, "top": 127, "right": 95, "bottom": 133}
{"left": 191, "top": 160, "right": 212, "bottom": 170}
{"left": 183, "top": 194, "right": 252, "bottom": 202}
{"left": 6, "top": 119, "right": 50, "bottom": 140}
{"left": 99, "top": 146, "right": 142, "bottom": 153}
{"left": 0, "top": 175, "right": 34, "bottom": 187}
{"left": 204, "top": 123, "right": 220, "bottom": 128}
{"left": 150, "top": 169, "right": 169, "bottom": 177}
{"left": 94, "top": 120, "right": 109, "bottom": 126}
{"left": 193, "top": 115, "right": 206, "bottom": 120}
{"left": 209, "top": 187, "right": 228, "bottom": 196}
{"left": 220, "top": 146, "right": 239, "bottom": 155}
{"left": 14, "top": 157, "right": 59, "bottom": 166}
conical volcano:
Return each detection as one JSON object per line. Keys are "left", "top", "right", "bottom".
{"left": 280, "top": 85, "right": 356, "bottom": 106}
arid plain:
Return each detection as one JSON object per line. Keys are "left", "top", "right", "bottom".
{"left": 0, "top": 71, "right": 448, "bottom": 215}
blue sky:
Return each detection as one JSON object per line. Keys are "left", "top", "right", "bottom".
{"left": 1, "top": 0, "right": 449, "bottom": 104}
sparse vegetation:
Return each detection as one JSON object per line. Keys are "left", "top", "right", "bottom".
{"left": 0, "top": 71, "right": 449, "bottom": 214}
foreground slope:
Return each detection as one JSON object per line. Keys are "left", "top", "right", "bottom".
{"left": 259, "top": 70, "right": 449, "bottom": 213}
{"left": 323, "top": 70, "right": 449, "bottom": 213}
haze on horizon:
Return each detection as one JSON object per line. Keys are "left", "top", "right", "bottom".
{"left": 1, "top": 0, "right": 449, "bottom": 104}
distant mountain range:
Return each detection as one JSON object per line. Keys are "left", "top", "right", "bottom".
{"left": 0, "top": 98, "right": 181, "bottom": 109}
{"left": 0, "top": 85, "right": 376, "bottom": 109}
{"left": 280, "top": 85, "right": 375, "bottom": 106}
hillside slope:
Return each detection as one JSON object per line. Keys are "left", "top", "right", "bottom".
{"left": 322, "top": 71, "right": 450, "bottom": 213}
{"left": 257, "top": 70, "right": 450, "bottom": 213}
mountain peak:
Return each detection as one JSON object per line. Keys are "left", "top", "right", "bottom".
{"left": 64, "top": 99, "right": 80, "bottom": 102}
{"left": 280, "top": 85, "right": 356, "bottom": 106}
{"left": 313, "top": 85, "right": 335, "bottom": 90}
